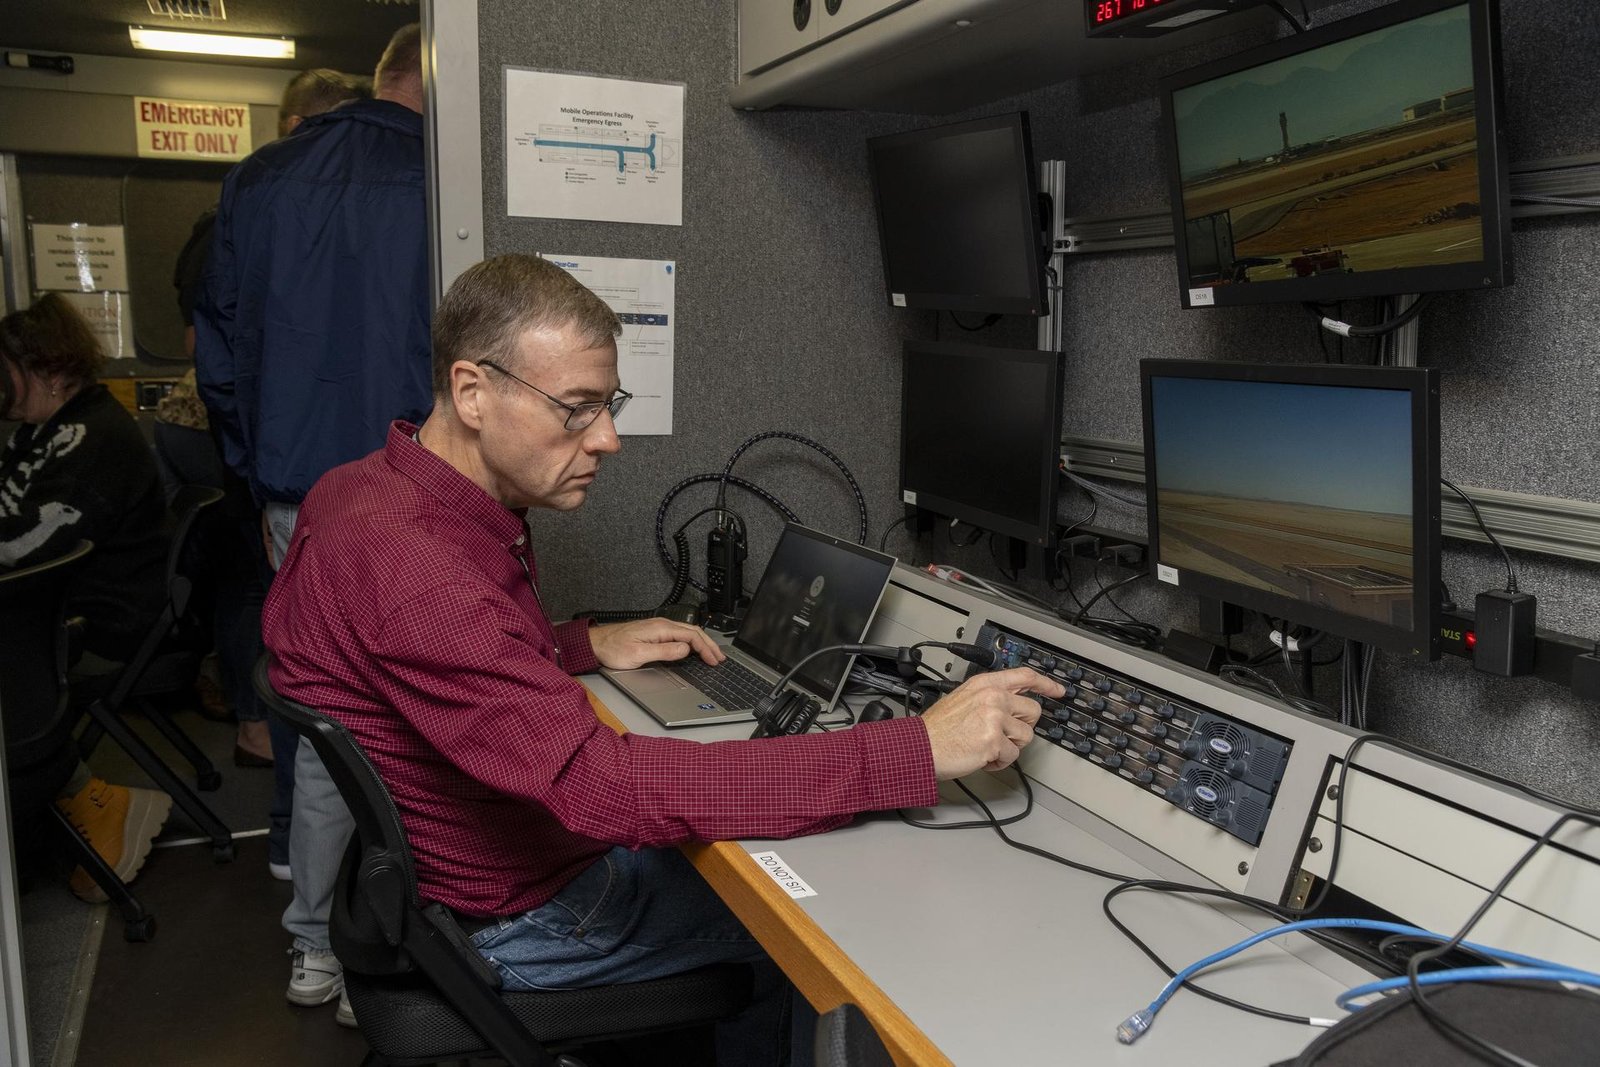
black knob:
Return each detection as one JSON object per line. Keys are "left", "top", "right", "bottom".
{"left": 1227, "top": 759, "right": 1248, "bottom": 779}
{"left": 1135, "top": 769, "right": 1155, "bottom": 785}
{"left": 1155, "top": 703, "right": 1176, "bottom": 720}
{"left": 1150, "top": 723, "right": 1169, "bottom": 740}
{"left": 1090, "top": 698, "right": 1108, "bottom": 712}
{"left": 1083, "top": 720, "right": 1100, "bottom": 736}
{"left": 1104, "top": 754, "right": 1123, "bottom": 770}
{"left": 1119, "top": 710, "right": 1138, "bottom": 725}
{"left": 1096, "top": 678, "right": 1114, "bottom": 693}
{"left": 1039, "top": 655, "right": 1056, "bottom": 671}
{"left": 1045, "top": 723, "right": 1065, "bottom": 741}
{"left": 1181, "top": 738, "right": 1201, "bottom": 758}
{"left": 1074, "top": 739, "right": 1093, "bottom": 755}
{"left": 1111, "top": 734, "right": 1131, "bottom": 750}
{"left": 1127, "top": 691, "right": 1144, "bottom": 705}
{"left": 1062, "top": 684, "right": 1078, "bottom": 700}
{"left": 1165, "top": 784, "right": 1187, "bottom": 803}
{"left": 1144, "top": 748, "right": 1163, "bottom": 765}
{"left": 1067, "top": 667, "right": 1085, "bottom": 681}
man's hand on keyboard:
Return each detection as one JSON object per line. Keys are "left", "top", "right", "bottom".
{"left": 920, "top": 667, "right": 1061, "bottom": 780}
{"left": 589, "top": 617, "right": 726, "bottom": 670}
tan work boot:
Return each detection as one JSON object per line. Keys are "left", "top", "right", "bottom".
{"left": 55, "top": 778, "right": 173, "bottom": 902}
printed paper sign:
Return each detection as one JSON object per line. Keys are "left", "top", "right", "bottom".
{"left": 506, "top": 69, "right": 685, "bottom": 226}
{"left": 30, "top": 223, "right": 128, "bottom": 292}
{"left": 540, "top": 254, "right": 675, "bottom": 435}
{"left": 134, "top": 96, "right": 253, "bottom": 162}
{"left": 1157, "top": 563, "right": 1180, "bottom": 585}
{"left": 56, "top": 291, "right": 134, "bottom": 359}
{"left": 748, "top": 851, "right": 817, "bottom": 899}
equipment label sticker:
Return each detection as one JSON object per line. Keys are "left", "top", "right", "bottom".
{"left": 1188, "top": 287, "right": 1215, "bottom": 307}
{"left": 891, "top": 292, "right": 907, "bottom": 307}
{"left": 749, "top": 851, "right": 817, "bottom": 899}
{"left": 1157, "top": 564, "right": 1179, "bottom": 585}
{"left": 902, "top": 490, "right": 917, "bottom": 505}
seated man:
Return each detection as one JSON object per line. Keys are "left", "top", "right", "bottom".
{"left": 261, "top": 253, "right": 1058, "bottom": 1063}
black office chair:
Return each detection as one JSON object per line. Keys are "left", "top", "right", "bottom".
{"left": 815, "top": 1003, "right": 895, "bottom": 1067}
{"left": 1, "top": 541, "right": 157, "bottom": 941}
{"left": 75, "top": 485, "right": 235, "bottom": 861}
{"left": 252, "top": 657, "right": 753, "bottom": 1067}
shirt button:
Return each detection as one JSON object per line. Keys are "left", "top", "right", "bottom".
{"left": 514, "top": 534, "right": 526, "bottom": 546}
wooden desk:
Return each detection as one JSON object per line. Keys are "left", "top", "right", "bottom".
{"left": 586, "top": 689, "right": 948, "bottom": 1066}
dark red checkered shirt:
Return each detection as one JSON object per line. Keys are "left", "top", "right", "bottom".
{"left": 262, "top": 422, "right": 939, "bottom": 917}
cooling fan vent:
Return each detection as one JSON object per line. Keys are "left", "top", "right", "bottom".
{"left": 1195, "top": 720, "right": 1249, "bottom": 766}
{"left": 1181, "top": 766, "right": 1235, "bottom": 819}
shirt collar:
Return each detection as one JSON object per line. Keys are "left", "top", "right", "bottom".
{"left": 384, "top": 421, "right": 528, "bottom": 548}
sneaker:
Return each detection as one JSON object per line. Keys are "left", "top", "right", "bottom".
{"left": 55, "top": 778, "right": 172, "bottom": 903}
{"left": 335, "top": 987, "right": 357, "bottom": 1029}
{"left": 268, "top": 861, "right": 292, "bottom": 882}
{"left": 286, "top": 947, "right": 343, "bottom": 1006}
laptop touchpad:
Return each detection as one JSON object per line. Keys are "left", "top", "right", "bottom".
{"left": 623, "top": 669, "right": 691, "bottom": 695}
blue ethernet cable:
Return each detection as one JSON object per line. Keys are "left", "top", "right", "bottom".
{"left": 1115, "top": 917, "right": 1582, "bottom": 1045}
{"left": 1335, "top": 965, "right": 1600, "bottom": 1013}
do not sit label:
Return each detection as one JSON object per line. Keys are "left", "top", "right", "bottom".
{"left": 748, "top": 851, "right": 817, "bottom": 899}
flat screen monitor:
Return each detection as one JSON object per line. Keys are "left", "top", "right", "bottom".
{"left": 1159, "top": 0, "right": 1510, "bottom": 309}
{"left": 868, "top": 112, "right": 1047, "bottom": 317}
{"left": 900, "top": 341, "right": 1064, "bottom": 547}
{"left": 1140, "top": 360, "right": 1440, "bottom": 660}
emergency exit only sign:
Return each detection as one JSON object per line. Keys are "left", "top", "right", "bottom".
{"left": 133, "top": 96, "right": 254, "bottom": 162}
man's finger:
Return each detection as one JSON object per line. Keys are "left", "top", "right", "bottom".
{"left": 968, "top": 666, "right": 1063, "bottom": 698}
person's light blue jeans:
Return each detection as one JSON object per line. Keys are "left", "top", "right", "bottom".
{"left": 468, "top": 845, "right": 812, "bottom": 1066}
{"left": 266, "top": 501, "right": 355, "bottom": 952}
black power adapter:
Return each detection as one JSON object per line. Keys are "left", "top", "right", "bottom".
{"left": 1473, "top": 590, "right": 1537, "bottom": 677}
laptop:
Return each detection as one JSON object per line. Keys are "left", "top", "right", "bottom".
{"left": 603, "top": 523, "right": 896, "bottom": 727}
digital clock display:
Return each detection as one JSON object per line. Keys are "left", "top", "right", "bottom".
{"left": 1090, "top": 0, "right": 1173, "bottom": 25}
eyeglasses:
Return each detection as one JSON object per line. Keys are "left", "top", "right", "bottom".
{"left": 476, "top": 360, "right": 631, "bottom": 431}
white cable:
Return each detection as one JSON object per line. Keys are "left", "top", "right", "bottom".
{"left": 1062, "top": 471, "right": 1147, "bottom": 513}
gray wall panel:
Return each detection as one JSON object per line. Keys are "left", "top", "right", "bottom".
{"left": 476, "top": 0, "right": 1600, "bottom": 806}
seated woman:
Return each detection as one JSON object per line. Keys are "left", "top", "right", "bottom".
{"left": 0, "top": 293, "right": 172, "bottom": 901}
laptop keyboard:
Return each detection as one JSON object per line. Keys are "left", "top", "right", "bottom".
{"left": 671, "top": 657, "right": 773, "bottom": 710}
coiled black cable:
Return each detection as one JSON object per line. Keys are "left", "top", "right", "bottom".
{"left": 714, "top": 431, "right": 869, "bottom": 547}
{"left": 577, "top": 528, "right": 694, "bottom": 622}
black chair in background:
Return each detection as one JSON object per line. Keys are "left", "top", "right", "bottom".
{"left": 815, "top": 1003, "right": 895, "bottom": 1067}
{"left": 253, "top": 657, "right": 753, "bottom": 1067}
{"left": 76, "top": 484, "right": 235, "bottom": 861}
{"left": 1, "top": 541, "right": 157, "bottom": 941}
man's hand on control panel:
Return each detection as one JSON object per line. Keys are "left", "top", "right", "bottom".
{"left": 920, "top": 667, "right": 1060, "bottom": 779}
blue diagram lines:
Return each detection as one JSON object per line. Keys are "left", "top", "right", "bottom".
{"left": 533, "top": 131, "right": 657, "bottom": 173}
{"left": 527, "top": 124, "right": 679, "bottom": 177}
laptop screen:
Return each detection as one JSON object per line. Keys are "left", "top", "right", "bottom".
{"left": 733, "top": 525, "right": 896, "bottom": 701}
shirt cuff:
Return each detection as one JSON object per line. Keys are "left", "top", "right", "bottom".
{"left": 852, "top": 717, "right": 939, "bottom": 810}
{"left": 553, "top": 618, "right": 601, "bottom": 676}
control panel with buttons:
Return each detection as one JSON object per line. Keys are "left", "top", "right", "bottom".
{"left": 978, "top": 622, "right": 1292, "bottom": 845}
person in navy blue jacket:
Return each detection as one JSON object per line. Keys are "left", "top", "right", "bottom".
{"left": 194, "top": 22, "right": 431, "bottom": 1031}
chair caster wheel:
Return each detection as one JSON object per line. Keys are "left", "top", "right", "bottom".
{"left": 197, "top": 770, "right": 222, "bottom": 791}
{"left": 123, "top": 915, "right": 157, "bottom": 942}
{"left": 212, "top": 842, "right": 236, "bottom": 863}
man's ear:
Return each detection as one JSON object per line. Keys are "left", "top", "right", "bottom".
{"left": 450, "top": 360, "right": 490, "bottom": 431}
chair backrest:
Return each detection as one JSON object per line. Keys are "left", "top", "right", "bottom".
{"left": 815, "top": 1003, "right": 895, "bottom": 1067}
{"left": 102, "top": 486, "right": 224, "bottom": 710}
{"left": 251, "top": 655, "right": 555, "bottom": 1067}
{"left": 0, "top": 540, "right": 93, "bottom": 770}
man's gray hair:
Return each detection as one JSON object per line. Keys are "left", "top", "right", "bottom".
{"left": 431, "top": 254, "right": 621, "bottom": 400}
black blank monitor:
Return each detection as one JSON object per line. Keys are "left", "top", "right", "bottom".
{"left": 868, "top": 113, "right": 1047, "bottom": 317}
{"left": 1140, "top": 360, "right": 1440, "bottom": 660}
{"left": 900, "top": 341, "right": 1064, "bottom": 547}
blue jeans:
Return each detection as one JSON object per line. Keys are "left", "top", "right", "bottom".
{"left": 469, "top": 846, "right": 812, "bottom": 1066}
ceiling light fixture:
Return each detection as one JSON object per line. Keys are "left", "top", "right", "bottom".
{"left": 128, "top": 26, "right": 295, "bottom": 59}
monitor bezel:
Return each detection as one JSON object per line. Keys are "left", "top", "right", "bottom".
{"left": 867, "top": 112, "right": 1048, "bottom": 318}
{"left": 1139, "top": 359, "right": 1441, "bottom": 660}
{"left": 1158, "top": 0, "right": 1511, "bottom": 310}
{"left": 899, "top": 340, "right": 1065, "bottom": 548}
